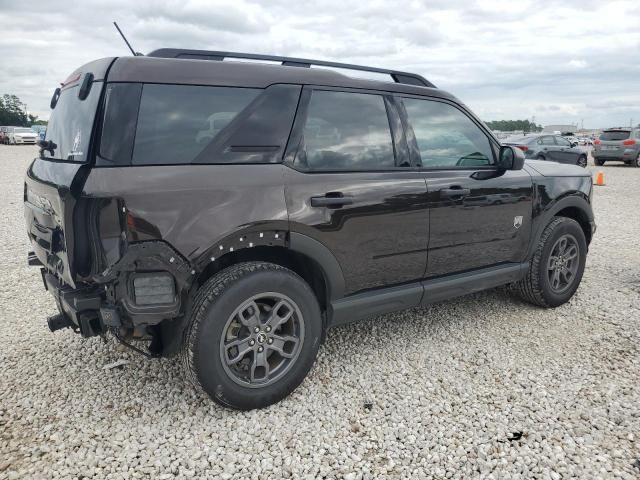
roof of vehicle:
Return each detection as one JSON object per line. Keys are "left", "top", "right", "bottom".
{"left": 105, "top": 54, "right": 458, "bottom": 102}
{"left": 602, "top": 128, "right": 631, "bottom": 131}
{"left": 503, "top": 134, "right": 543, "bottom": 143}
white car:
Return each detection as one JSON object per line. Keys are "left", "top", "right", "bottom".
{"left": 8, "top": 127, "right": 38, "bottom": 145}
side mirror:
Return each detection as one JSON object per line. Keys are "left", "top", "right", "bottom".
{"left": 498, "top": 145, "right": 525, "bottom": 171}
{"left": 571, "top": 142, "right": 578, "bottom": 148}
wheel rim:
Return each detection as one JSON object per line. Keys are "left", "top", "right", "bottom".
{"left": 219, "top": 292, "right": 304, "bottom": 388}
{"left": 547, "top": 234, "right": 580, "bottom": 294}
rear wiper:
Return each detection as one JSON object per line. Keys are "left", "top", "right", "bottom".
{"left": 38, "top": 140, "right": 57, "bottom": 158}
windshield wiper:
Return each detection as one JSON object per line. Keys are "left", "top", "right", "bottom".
{"left": 38, "top": 140, "right": 58, "bottom": 158}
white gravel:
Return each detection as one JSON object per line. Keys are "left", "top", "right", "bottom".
{"left": 1, "top": 145, "right": 639, "bottom": 479}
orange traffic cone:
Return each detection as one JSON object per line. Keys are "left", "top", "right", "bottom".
{"left": 595, "top": 171, "right": 605, "bottom": 186}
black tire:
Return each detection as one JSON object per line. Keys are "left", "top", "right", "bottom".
{"left": 511, "top": 217, "right": 587, "bottom": 308}
{"left": 536, "top": 154, "right": 545, "bottom": 160}
{"left": 181, "top": 261, "right": 323, "bottom": 410}
{"left": 577, "top": 155, "right": 587, "bottom": 168}
{"left": 632, "top": 153, "right": 640, "bottom": 168}
{"left": 594, "top": 158, "right": 605, "bottom": 166}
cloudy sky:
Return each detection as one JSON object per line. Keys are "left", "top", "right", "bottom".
{"left": 1, "top": 0, "right": 638, "bottom": 128}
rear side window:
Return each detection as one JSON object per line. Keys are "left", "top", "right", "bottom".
{"left": 402, "top": 98, "right": 494, "bottom": 168}
{"left": 132, "top": 85, "right": 259, "bottom": 165}
{"left": 600, "top": 130, "right": 630, "bottom": 141}
{"left": 296, "top": 90, "right": 395, "bottom": 171}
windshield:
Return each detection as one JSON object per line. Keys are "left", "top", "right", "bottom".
{"left": 15, "top": 128, "right": 34, "bottom": 133}
{"left": 600, "top": 130, "right": 630, "bottom": 141}
{"left": 43, "top": 82, "right": 102, "bottom": 161}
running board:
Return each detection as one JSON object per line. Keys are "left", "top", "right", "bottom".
{"left": 330, "top": 263, "right": 526, "bottom": 327}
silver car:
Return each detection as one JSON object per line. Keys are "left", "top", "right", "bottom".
{"left": 593, "top": 128, "right": 640, "bottom": 167}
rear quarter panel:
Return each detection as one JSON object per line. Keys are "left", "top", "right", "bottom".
{"left": 82, "top": 164, "right": 289, "bottom": 268}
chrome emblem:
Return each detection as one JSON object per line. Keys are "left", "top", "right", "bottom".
{"left": 514, "top": 216, "right": 523, "bottom": 229}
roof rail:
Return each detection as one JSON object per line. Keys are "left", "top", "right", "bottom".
{"left": 146, "top": 48, "right": 436, "bottom": 88}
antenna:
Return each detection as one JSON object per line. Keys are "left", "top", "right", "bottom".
{"left": 113, "top": 22, "right": 143, "bottom": 56}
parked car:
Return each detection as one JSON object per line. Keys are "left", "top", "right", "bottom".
{"left": 503, "top": 134, "right": 588, "bottom": 167}
{"left": 7, "top": 126, "right": 38, "bottom": 145}
{"left": 576, "top": 136, "right": 593, "bottom": 146}
{"left": 0, "top": 126, "right": 9, "bottom": 144}
{"left": 25, "top": 50, "right": 595, "bottom": 409}
{"left": 593, "top": 128, "right": 640, "bottom": 167}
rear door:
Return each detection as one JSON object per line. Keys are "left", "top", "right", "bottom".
{"left": 553, "top": 135, "right": 579, "bottom": 164}
{"left": 537, "top": 135, "right": 560, "bottom": 161}
{"left": 284, "top": 87, "right": 429, "bottom": 295}
{"left": 24, "top": 59, "right": 112, "bottom": 287}
{"left": 398, "top": 95, "right": 533, "bottom": 277}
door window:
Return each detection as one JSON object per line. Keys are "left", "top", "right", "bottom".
{"left": 402, "top": 98, "right": 494, "bottom": 168}
{"left": 296, "top": 90, "right": 395, "bottom": 171}
{"left": 555, "top": 136, "right": 571, "bottom": 147}
{"left": 538, "top": 136, "right": 555, "bottom": 145}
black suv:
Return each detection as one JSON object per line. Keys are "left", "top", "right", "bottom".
{"left": 25, "top": 50, "right": 595, "bottom": 409}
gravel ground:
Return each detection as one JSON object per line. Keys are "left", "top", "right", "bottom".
{"left": 1, "top": 145, "right": 639, "bottom": 479}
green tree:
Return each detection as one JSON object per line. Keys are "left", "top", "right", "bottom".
{"left": 0, "top": 94, "right": 32, "bottom": 127}
{"left": 485, "top": 119, "right": 542, "bottom": 133}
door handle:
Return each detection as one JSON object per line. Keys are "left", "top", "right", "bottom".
{"left": 310, "top": 193, "right": 354, "bottom": 208}
{"left": 440, "top": 187, "right": 471, "bottom": 199}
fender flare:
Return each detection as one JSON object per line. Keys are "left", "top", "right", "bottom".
{"left": 527, "top": 193, "right": 594, "bottom": 258}
{"left": 289, "top": 232, "right": 345, "bottom": 301}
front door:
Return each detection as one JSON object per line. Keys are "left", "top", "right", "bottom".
{"left": 284, "top": 88, "right": 429, "bottom": 294}
{"left": 398, "top": 95, "right": 534, "bottom": 277}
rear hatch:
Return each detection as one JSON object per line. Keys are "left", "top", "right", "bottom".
{"left": 595, "top": 129, "right": 630, "bottom": 156}
{"left": 24, "top": 58, "right": 114, "bottom": 287}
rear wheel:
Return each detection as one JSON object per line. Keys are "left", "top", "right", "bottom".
{"left": 577, "top": 155, "right": 587, "bottom": 168}
{"left": 632, "top": 153, "right": 640, "bottom": 168}
{"left": 511, "top": 217, "right": 586, "bottom": 308}
{"left": 181, "top": 262, "right": 323, "bottom": 410}
{"left": 536, "top": 154, "right": 546, "bottom": 160}
{"left": 594, "top": 158, "right": 605, "bottom": 166}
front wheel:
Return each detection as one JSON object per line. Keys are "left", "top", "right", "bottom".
{"left": 181, "top": 262, "right": 323, "bottom": 410}
{"left": 511, "top": 217, "right": 587, "bottom": 308}
{"left": 594, "top": 158, "right": 605, "bottom": 166}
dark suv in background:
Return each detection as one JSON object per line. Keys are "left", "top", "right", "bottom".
{"left": 25, "top": 50, "right": 595, "bottom": 409}
{"left": 593, "top": 128, "right": 640, "bottom": 167}
{"left": 503, "top": 133, "right": 588, "bottom": 167}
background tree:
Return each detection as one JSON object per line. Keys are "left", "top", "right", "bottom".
{"left": 485, "top": 119, "right": 543, "bottom": 133}
{"left": 0, "top": 94, "right": 45, "bottom": 127}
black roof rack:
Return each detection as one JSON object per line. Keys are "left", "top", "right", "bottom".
{"left": 147, "top": 48, "right": 436, "bottom": 88}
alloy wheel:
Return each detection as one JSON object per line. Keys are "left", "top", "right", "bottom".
{"left": 219, "top": 292, "right": 304, "bottom": 388}
{"left": 547, "top": 234, "right": 580, "bottom": 294}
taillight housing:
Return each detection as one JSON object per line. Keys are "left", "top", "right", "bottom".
{"left": 623, "top": 139, "right": 636, "bottom": 146}
{"left": 516, "top": 145, "right": 529, "bottom": 152}
{"left": 593, "top": 139, "right": 601, "bottom": 145}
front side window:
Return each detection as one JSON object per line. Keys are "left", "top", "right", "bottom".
{"left": 555, "top": 136, "right": 571, "bottom": 147}
{"left": 539, "top": 136, "right": 555, "bottom": 145}
{"left": 402, "top": 98, "right": 494, "bottom": 168}
{"left": 296, "top": 90, "right": 395, "bottom": 171}
{"left": 132, "top": 85, "right": 260, "bottom": 165}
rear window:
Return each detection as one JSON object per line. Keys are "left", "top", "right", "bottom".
{"left": 600, "top": 130, "right": 630, "bottom": 141}
{"left": 43, "top": 83, "right": 102, "bottom": 161}
{"left": 131, "top": 84, "right": 259, "bottom": 165}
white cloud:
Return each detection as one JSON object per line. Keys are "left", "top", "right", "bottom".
{"left": 1, "top": 0, "right": 639, "bottom": 128}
